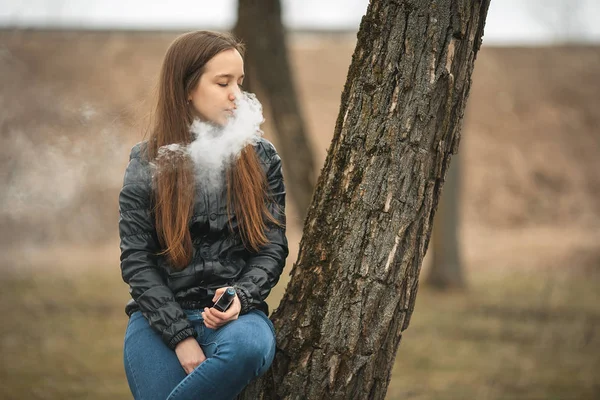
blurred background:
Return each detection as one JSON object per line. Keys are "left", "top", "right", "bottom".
{"left": 0, "top": 0, "right": 599, "bottom": 399}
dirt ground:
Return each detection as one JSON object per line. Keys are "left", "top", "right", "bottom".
{"left": 0, "top": 30, "right": 599, "bottom": 399}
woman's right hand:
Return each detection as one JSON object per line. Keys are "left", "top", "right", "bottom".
{"left": 174, "top": 337, "right": 206, "bottom": 374}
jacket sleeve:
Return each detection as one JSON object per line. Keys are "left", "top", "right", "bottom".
{"left": 119, "top": 148, "right": 196, "bottom": 350}
{"left": 233, "top": 148, "right": 289, "bottom": 314}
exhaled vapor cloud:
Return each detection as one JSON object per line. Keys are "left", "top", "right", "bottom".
{"left": 154, "top": 92, "right": 265, "bottom": 192}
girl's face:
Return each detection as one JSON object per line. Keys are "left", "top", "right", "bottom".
{"left": 188, "top": 48, "right": 245, "bottom": 126}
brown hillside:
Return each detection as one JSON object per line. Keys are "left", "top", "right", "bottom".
{"left": 0, "top": 31, "right": 599, "bottom": 271}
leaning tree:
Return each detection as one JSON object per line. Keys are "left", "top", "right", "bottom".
{"left": 235, "top": 0, "right": 317, "bottom": 221}
{"left": 240, "top": 0, "right": 491, "bottom": 398}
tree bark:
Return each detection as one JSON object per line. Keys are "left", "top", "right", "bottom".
{"left": 234, "top": 0, "right": 316, "bottom": 222}
{"left": 425, "top": 151, "right": 466, "bottom": 289}
{"left": 240, "top": 0, "right": 491, "bottom": 398}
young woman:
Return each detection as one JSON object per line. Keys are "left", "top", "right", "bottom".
{"left": 119, "top": 30, "right": 288, "bottom": 400}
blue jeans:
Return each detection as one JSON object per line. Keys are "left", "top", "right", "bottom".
{"left": 123, "top": 308, "right": 276, "bottom": 400}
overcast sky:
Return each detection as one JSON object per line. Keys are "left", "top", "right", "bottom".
{"left": 1, "top": 0, "right": 599, "bottom": 45}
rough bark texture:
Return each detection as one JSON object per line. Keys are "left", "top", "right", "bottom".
{"left": 240, "top": 0, "right": 490, "bottom": 398}
{"left": 425, "top": 152, "right": 466, "bottom": 288}
{"left": 234, "top": 0, "right": 316, "bottom": 222}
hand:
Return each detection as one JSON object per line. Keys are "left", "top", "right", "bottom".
{"left": 174, "top": 337, "right": 206, "bottom": 374}
{"left": 202, "top": 287, "right": 242, "bottom": 329}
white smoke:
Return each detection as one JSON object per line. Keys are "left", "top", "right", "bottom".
{"left": 155, "top": 91, "right": 265, "bottom": 191}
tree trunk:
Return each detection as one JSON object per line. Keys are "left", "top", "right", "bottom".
{"left": 240, "top": 0, "right": 491, "bottom": 398}
{"left": 425, "top": 152, "right": 466, "bottom": 289}
{"left": 234, "top": 0, "right": 316, "bottom": 223}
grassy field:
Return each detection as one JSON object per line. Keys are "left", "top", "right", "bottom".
{"left": 1, "top": 257, "right": 598, "bottom": 400}
{"left": 387, "top": 266, "right": 600, "bottom": 400}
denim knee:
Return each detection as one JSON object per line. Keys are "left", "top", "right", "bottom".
{"left": 216, "top": 311, "right": 276, "bottom": 376}
{"left": 239, "top": 332, "right": 274, "bottom": 370}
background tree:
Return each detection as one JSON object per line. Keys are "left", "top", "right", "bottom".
{"left": 234, "top": 0, "right": 317, "bottom": 222}
{"left": 240, "top": 0, "right": 491, "bottom": 398}
{"left": 424, "top": 153, "right": 466, "bottom": 289}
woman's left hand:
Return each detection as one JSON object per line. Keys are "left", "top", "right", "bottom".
{"left": 202, "top": 287, "right": 242, "bottom": 329}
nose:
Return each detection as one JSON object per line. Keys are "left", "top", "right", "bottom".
{"left": 229, "top": 86, "right": 241, "bottom": 103}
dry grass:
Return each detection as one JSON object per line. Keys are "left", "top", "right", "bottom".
{"left": 0, "top": 272, "right": 130, "bottom": 399}
{"left": 387, "top": 267, "right": 600, "bottom": 400}
{"left": 1, "top": 260, "right": 598, "bottom": 400}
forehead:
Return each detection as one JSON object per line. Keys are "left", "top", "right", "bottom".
{"left": 204, "top": 48, "right": 244, "bottom": 76}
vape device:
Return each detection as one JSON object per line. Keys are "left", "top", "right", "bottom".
{"left": 213, "top": 287, "right": 236, "bottom": 312}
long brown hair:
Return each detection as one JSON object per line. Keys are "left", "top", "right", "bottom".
{"left": 146, "top": 30, "right": 281, "bottom": 270}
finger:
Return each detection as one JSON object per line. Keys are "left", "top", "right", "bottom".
{"left": 209, "top": 309, "right": 228, "bottom": 326}
{"left": 202, "top": 309, "right": 216, "bottom": 326}
{"left": 211, "top": 309, "right": 228, "bottom": 321}
{"left": 220, "top": 307, "right": 238, "bottom": 321}
{"left": 202, "top": 308, "right": 222, "bottom": 328}
{"left": 204, "top": 318, "right": 220, "bottom": 329}
{"left": 205, "top": 321, "right": 218, "bottom": 329}
{"left": 207, "top": 307, "right": 227, "bottom": 322}
{"left": 203, "top": 308, "right": 218, "bottom": 323}
{"left": 206, "top": 312, "right": 232, "bottom": 328}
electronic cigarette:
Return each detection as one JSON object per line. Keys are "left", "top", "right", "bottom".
{"left": 213, "top": 287, "right": 236, "bottom": 312}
